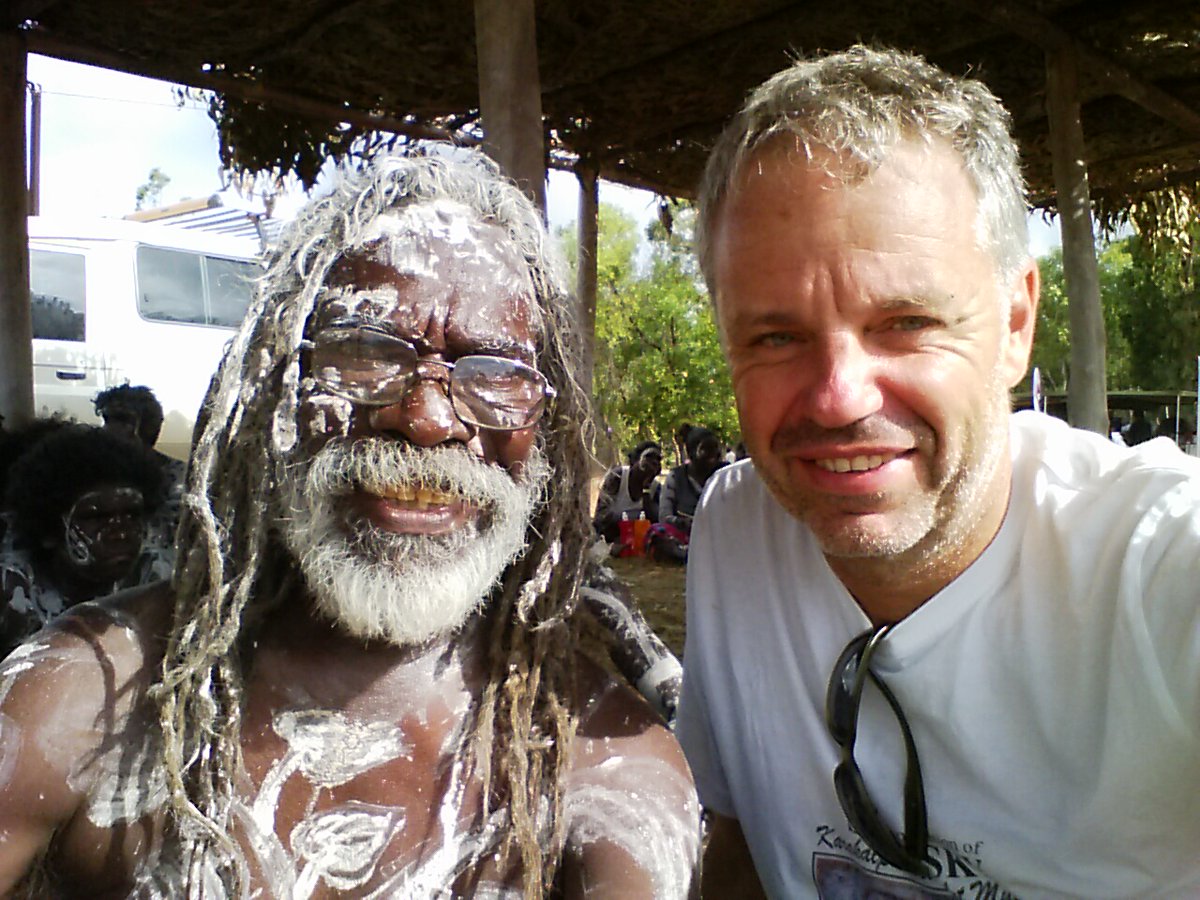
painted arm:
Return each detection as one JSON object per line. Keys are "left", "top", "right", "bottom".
{"left": 699, "top": 814, "right": 767, "bottom": 899}
{"left": 580, "top": 576, "right": 681, "bottom": 725}
{"left": 0, "top": 637, "right": 91, "bottom": 891}
{"left": 561, "top": 667, "right": 701, "bottom": 898}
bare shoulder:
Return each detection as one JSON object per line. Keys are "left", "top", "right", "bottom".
{"left": 2, "top": 581, "right": 171, "bottom": 708}
{"left": 0, "top": 581, "right": 170, "bottom": 783}
{"left": 0, "top": 583, "right": 171, "bottom": 892}
{"left": 559, "top": 654, "right": 700, "bottom": 899}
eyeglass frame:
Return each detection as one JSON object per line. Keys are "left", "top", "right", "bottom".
{"left": 824, "top": 623, "right": 931, "bottom": 876}
{"left": 299, "top": 319, "right": 557, "bottom": 432}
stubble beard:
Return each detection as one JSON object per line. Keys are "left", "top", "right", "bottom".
{"left": 279, "top": 439, "right": 549, "bottom": 646}
{"left": 758, "top": 368, "right": 1012, "bottom": 568}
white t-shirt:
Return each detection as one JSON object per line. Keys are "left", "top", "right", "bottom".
{"left": 677, "top": 411, "right": 1200, "bottom": 899}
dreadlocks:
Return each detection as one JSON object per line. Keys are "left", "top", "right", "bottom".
{"left": 151, "top": 150, "right": 594, "bottom": 896}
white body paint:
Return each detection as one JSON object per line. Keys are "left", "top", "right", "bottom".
{"left": 564, "top": 753, "right": 701, "bottom": 900}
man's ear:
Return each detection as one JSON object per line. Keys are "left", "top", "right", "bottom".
{"left": 1000, "top": 257, "right": 1039, "bottom": 389}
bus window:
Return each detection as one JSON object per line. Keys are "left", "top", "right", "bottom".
{"left": 30, "top": 249, "right": 86, "bottom": 342}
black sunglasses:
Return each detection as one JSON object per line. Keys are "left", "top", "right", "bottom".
{"left": 825, "top": 624, "right": 931, "bottom": 876}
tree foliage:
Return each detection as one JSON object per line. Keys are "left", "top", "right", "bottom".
{"left": 563, "top": 204, "right": 737, "bottom": 464}
{"left": 134, "top": 167, "right": 171, "bottom": 211}
{"left": 1027, "top": 221, "right": 1200, "bottom": 395}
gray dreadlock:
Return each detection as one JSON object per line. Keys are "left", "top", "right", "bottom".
{"left": 151, "top": 149, "right": 594, "bottom": 897}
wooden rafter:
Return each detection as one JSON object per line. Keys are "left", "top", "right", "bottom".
{"left": 959, "top": 0, "right": 1200, "bottom": 138}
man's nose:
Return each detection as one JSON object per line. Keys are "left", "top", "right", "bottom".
{"left": 364, "top": 377, "right": 473, "bottom": 447}
{"left": 801, "top": 333, "right": 884, "bottom": 429}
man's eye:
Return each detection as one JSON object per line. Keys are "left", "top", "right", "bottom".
{"left": 754, "top": 332, "right": 795, "bottom": 348}
{"left": 885, "top": 316, "right": 939, "bottom": 332}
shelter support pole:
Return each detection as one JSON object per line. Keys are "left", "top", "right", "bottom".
{"left": 1045, "top": 46, "right": 1107, "bottom": 434}
{"left": 473, "top": 0, "right": 546, "bottom": 213}
{"left": 576, "top": 165, "right": 599, "bottom": 396}
{"left": 0, "top": 32, "right": 33, "bottom": 429}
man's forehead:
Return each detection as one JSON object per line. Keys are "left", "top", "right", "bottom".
{"left": 346, "top": 200, "right": 529, "bottom": 282}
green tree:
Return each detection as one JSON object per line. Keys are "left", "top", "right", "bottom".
{"left": 134, "top": 167, "right": 171, "bottom": 211}
{"left": 563, "top": 204, "right": 737, "bottom": 462}
{"left": 1028, "top": 230, "right": 1200, "bottom": 396}
{"left": 1115, "top": 230, "right": 1200, "bottom": 392}
{"left": 1024, "top": 243, "right": 1133, "bottom": 394}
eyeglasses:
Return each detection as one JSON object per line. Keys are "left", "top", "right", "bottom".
{"left": 825, "top": 624, "right": 931, "bottom": 876}
{"left": 303, "top": 320, "right": 556, "bottom": 431}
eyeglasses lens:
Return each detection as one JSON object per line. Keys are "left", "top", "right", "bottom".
{"left": 308, "top": 327, "right": 550, "bottom": 430}
{"left": 825, "top": 626, "right": 931, "bottom": 877}
{"left": 310, "top": 327, "right": 417, "bottom": 405}
{"left": 826, "top": 632, "right": 870, "bottom": 744}
{"left": 451, "top": 357, "right": 548, "bottom": 430}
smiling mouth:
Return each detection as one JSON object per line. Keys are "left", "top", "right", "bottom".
{"left": 814, "top": 453, "right": 899, "bottom": 473}
{"left": 368, "top": 482, "right": 463, "bottom": 508}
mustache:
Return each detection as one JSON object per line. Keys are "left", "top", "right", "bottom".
{"left": 294, "top": 437, "right": 545, "bottom": 509}
{"left": 771, "top": 416, "right": 930, "bottom": 453}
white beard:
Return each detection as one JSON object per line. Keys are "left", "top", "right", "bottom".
{"left": 279, "top": 439, "right": 549, "bottom": 646}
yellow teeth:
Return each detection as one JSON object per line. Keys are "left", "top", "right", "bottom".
{"left": 376, "top": 484, "right": 457, "bottom": 507}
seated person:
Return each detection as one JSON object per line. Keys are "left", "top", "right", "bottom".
{"left": 659, "top": 426, "right": 726, "bottom": 535}
{"left": 94, "top": 383, "right": 187, "bottom": 566}
{"left": 1123, "top": 408, "right": 1154, "bottom": 445}
{"left": 0, "top": 424, "right": 165, "bottom": 656}
{"left": 0, "top": 416, "right": 71, "bottom": 551}
{"left": 593, "top": 440, "right": 663, "bottom": 546}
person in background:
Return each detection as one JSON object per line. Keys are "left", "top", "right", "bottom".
{"left": 1123, "top": 407, "right": 1154, "bottom": 445}
{"left": 0, "top": 151, "right": 698, "bottom": 898}
{"left": 593, "top": 440, "right": 663, "bottom": 547}
{"left": 659, "top": 426, "right": 726, "bottom": 534}
{"left": 94, "top": 384, "right": 187, "bottom": 551}
{"left": 677, "top": 44, "right": 1200, "bottom": 897}
{"left": 0, "top": 424, "right": 165, "bottom": 656}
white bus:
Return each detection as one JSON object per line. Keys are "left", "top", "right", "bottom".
{"left": 28, "top": 216, "right": 262, "bottom": 460}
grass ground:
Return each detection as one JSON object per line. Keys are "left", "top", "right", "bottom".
{"left": 605, "top": 554, "right": 687, "bottom": 658}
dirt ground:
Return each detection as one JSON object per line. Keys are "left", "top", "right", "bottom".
{"left": 605, "top": 554, "right": 687, "bottom": 658}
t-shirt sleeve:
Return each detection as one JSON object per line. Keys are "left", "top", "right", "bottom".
{"left": 675, "top": 489, "right": 736, "bottom": 816}
{"left": 1138, "top": 483, "right": 1200, "bottom": 743}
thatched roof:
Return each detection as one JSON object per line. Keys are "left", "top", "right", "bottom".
{"left": 11, "top": 0, "right": 1200, "bottom": 211}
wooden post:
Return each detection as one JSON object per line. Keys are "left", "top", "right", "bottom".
{"left": 1045, "top": 46, "right": 1108, "bottom": 434}
{"left": 0, "top": 32, "right": 33, "bottom": 429}
{"left": 576, "top": 165, "right": 599, "bottom": 396}
{"left": 473, "top": 0, "right": 545, "bottom": 213}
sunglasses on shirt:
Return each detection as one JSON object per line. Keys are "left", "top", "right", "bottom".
{"left": 825, "top": 623, "right": 932, "bottom": 876}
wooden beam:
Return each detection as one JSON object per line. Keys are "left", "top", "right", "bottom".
{"left": 473, "top": 0, "right": 546, "bottom": 212}
{"left": 25, "top": 33, "right": 475, "bottom": 147}
{"left": 961, "top": 0, "right": 1200, "bottom": 138}
{"left": 1045, "top": 45, "right": 1108, "bottom": 435}
{"left": 0, "top": 32, "right": 34, "bottom": 428}
{"left": 576, "top": 165, "right": 599, "bottom": 393}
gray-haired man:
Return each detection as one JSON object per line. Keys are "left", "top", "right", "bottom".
{"left": 678, "top": 45, "right": 1200, "bottom": 897}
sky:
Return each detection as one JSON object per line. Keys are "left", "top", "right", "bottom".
{"left": 25, "top": 53, "right": 1063, "bottom": 255}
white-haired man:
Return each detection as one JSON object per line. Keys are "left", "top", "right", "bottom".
{"left": 677, "top": 45, "right": 1200, "bottom": 897}
{"left": 0, "top": 152, "right": 698, "bottom": 898}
